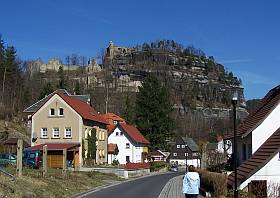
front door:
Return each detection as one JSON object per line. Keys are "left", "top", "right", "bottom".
{"left": 126, "top": 156, "right": 130, "bottom": 163}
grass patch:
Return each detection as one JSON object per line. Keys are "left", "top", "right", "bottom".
{"left": 0, "top": 167, "right": 123, "bottom": 197}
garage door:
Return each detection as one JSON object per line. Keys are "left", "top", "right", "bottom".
{"left": 47, "top": 154, "right": 63, "bottom": 168}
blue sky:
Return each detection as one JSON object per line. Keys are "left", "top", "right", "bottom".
{"left": 0, "top": 0, "right": 279, "bottom": 99}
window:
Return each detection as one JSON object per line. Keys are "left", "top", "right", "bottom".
{"left": 116, "top": 132, "right": 119, "bottom": 136}
{"left": 193, "top": 152, "right": 198, "bottom": 156}
{"left": 177, "top": 145, "right": 180, "bottom": 148}
{"left": 120, "top": 132, "right": 123, "bottom": 135}
{"left": 65, "top": 127, "right": 72, "bottom": 138}
{"left": 41, "top": 128, "right": 48, "bottom": 138}
{"left": 58, "top": 108, "right": 64, "bottom": 116}
{"left": 49, "top": 108, "right": 55, "bottom": 116}
{"left": 185, "top": 153, "right": 188, "bottom": 156}
{"left": 126, "top": 156, "right": 130, "bottom": 163}
{"left": 113, "top": 120, "right": 118, "bottom": 124}
{"left": 53, "top": 128, "right": 60, "bottom": 138}
{"left": 126, "top": 143, "right": 130, "bottom": 149}
{"left": 181, "top": 145, "right": 185, "bottom": 149}
{"left": 173, "top": 153, "right": 177, "bottom": 156}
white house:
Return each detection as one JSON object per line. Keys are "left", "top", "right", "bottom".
{"left": 107, "top": 123, "right": 150, "bottom": 164}
{"left": 227, "top": 85, "right": 280, "bottom": 197}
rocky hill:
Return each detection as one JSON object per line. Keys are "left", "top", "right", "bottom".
{"left": 25, "top": 40, "right": 248, "bottom": 141}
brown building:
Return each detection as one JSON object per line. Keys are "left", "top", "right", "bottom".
{"left": 169, "top": 136, "right": 200, "bottom": 167}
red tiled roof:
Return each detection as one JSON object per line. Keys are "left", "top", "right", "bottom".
{"left": 119, "top": 123, "right": 150, "bottom": 145}
{"left": 102, "top": 113, "right": 125, "bottom": 125}
{"left": 227, "top": 127, "right": 280, "bottom": 188}
{"left": 225, "top": 85, "right": 280, "bottom": 139}
{"left": 107, "top": 125, "right": 116, "bottom": 135}
{"left": 57, "top": 92, "right": 108, "bottom": 124}
{"left": 26, "top": 143, "right": 80, "bottom": 151}
{"left": 108, "top": 143, "right": 119, "bottom": 154}
{"left": 25, "top": 89, "right": 108, "bottom": 125}
{"left": 125, "top": 162, "right": 150, "bottom": 170}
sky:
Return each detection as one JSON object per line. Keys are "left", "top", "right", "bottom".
{"left": 0, "top": 0, "right": 279, "bottom": 100}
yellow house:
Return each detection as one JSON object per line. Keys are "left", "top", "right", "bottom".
{"left": 23, "top": 90, "right": 108, "bottom": 168}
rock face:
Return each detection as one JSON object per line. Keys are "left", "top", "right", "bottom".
{"left": 27, "top": 40, "right": 248, "bottom": 139}
{"left": 102, "top": 40, "right": 248, "bottom": 138}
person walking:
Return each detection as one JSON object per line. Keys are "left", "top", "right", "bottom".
{"left": 182, "top": 165, "right": 200, "bottom": 198}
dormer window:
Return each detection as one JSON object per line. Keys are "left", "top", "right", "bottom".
{"left": 116, "top": 132, "right": 119, "bottom": 136}
{"left": 113, "top": 120, "right": 118, "bottom": 125}
{"left": 58, "top": 108, "right": 64, "bottom": 116}
{"left": 49, "top": 108, "right": 55, "bottom": 116}
{"left": 177, "top": 145, "right": 180, "bottom": 149}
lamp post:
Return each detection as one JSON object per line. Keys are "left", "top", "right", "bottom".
{"left": 232, "top": 91, "right": 238, "bottom": 198}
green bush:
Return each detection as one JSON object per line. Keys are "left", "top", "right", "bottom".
{"left": 150, "top": 161, "right": 167, "bottom": 172}
{"left": 112, "top": 159, "right": 119, "bottom": 166}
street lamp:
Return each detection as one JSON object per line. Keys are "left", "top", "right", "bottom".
{"left": 232, "top": 91, "right": 238, "bottom": 198}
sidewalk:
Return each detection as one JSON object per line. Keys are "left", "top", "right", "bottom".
{"left": 158, "top": 175, "right": 204, "bottom": 198}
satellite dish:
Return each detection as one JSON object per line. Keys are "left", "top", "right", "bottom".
{"left": 32, "top": 132, "right": 38, "bottom": 143}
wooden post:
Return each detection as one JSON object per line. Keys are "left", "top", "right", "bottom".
{"left": 74, "top": 149, "right": 78, "bottom": 171}
{"left": 43, "top": 145, "right": 48, "bottom": 177}
{"left": 16, "top": 139, "right": 23, "bottom": 177}
{"left": 63, "top": 148, "right": 67, "bottom": 176}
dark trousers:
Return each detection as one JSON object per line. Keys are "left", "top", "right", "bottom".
{"left": 185, "top": 194, "right": 198, "bottom": 198}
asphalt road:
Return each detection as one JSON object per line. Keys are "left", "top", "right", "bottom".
{"left": 83, "top": 172, "right": 184, "bottom": 198}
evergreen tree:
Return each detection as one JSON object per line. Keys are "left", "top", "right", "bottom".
{"left": 74, "top": 81, "right": 81, "bottom": 95}
{"left": 3, "top": 46, "right": 22, "bottom": 111}
{"left": 0, "top": 35, "right": 5, "bottom": 104}
{"left": 57, "top": 66, "right": 67, "bottom": 89}
{"left": 135, "top": 75, "right": 174, "bottom": 150}
{"left": 87, "top": 128, "right": 97, "bottom": 161}
{"left": 122, "top": 95, "right": 135, "bottom": 125}
{"left": 39, "top": 82, "right": 54, "bottom": 99}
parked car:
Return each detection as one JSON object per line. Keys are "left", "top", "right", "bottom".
{"left": 0, "top": 153, "right": 16, "bottom": 166}
{"left": 23, "top": 150, "right": 42, "bottom": 168}
{"left": 170, "top": 164, "right": 178, "bottom": 172}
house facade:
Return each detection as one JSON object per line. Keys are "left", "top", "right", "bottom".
{"left": 227, "top": 85, "right": 280, "bottom": 197}
{"left": 169, "top": 136, "right": 200, "bottom": 167}
{"left": 107, "top": 123, "right": 149, "bottom": 164}
{"left": 23, "top": 90, "right": 108, "bottom": 168}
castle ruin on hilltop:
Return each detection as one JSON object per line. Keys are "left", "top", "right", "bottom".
{"left": 27, "top": 58, "right": 102, "bottom": 74}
